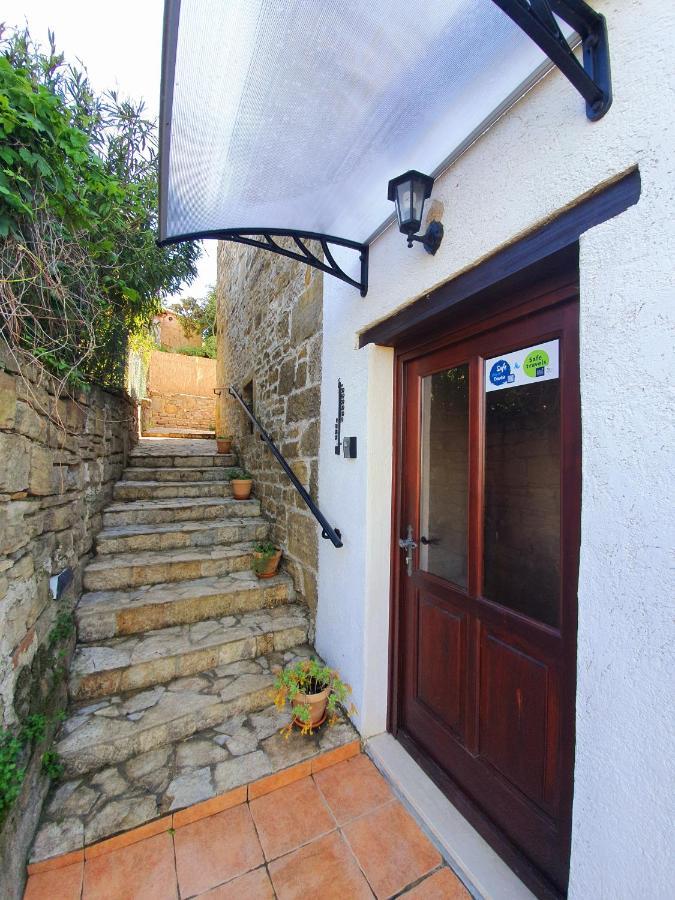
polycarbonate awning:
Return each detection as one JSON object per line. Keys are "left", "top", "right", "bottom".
{"left": 159, "top": 1, "right": 611, "bottom": 294}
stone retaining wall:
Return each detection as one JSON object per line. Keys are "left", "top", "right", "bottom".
{"left": 144, "top": 351, "right": 217, "bottom": 432}
{"left": 146, "top": 391, "right": 215, "bottom": 431}
{"left": 216, "top": 241, "right": 322, "bottom": 617}
{"left": 0, "top": 340, "right": 137, "bottom": 899}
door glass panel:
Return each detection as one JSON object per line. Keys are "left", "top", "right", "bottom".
{"left": 483, "top": 353, "right": 561, "bottom": 627}
{"left": 419, "top": 365, "right": 469, "bottom": 588}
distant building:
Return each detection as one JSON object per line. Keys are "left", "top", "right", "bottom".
{"left": 152, "top": 308, "right": 202, "bottom": 350}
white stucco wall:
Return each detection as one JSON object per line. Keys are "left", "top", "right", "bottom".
{"left": 315, "top": 1, "right": 674, "bottom": 896}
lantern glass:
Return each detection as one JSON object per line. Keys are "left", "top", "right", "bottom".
{"left": 389, "top": 170, "right": 434, "bottom": 237}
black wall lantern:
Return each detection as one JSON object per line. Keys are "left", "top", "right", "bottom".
{"left": 388, "top": 170, "right": 443, "bottom": 255}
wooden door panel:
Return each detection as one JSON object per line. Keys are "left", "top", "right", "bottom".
{"left": 393, "top": 292, "right": 580, "bottom": 899}
{"left": 478, "top": 628, "right": 552, "bottom": 809}
{"left": 416, "top": 591, "right": 466, "bottom": 737}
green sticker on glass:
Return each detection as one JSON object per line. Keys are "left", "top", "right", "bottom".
{"left": 523, "top": 349, "right": 550, "bottom": 378}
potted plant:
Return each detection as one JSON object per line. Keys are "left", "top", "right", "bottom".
{"left": 272, "top": 658, "right": 356, "bottom": 736}
{"left": 228, "top": 467, "right": 253, "bottom": 500}
{"left": 216, "top": 434, "right": 233, "bottom": 454}
{"left": 252, "top": 541, "right": 282, "bottom": 579}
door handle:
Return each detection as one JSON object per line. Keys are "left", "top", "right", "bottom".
{"left": 398, "top": 525, "right": 417, "bottom": 577}
{"left": 420, "top": 536, "right": 439, "bottom": 545}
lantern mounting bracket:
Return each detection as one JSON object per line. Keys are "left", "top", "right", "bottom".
{"left": 491, "top": 0, "right": 611, "bottom": 120}
{"left": 159, "top": 228, "right": 368, "bottom": 297}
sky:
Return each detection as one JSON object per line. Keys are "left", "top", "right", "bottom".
{"left": 6, "top": 0, "right": 216, "bottom": 306}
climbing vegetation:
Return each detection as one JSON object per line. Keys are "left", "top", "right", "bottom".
{"left": 0, "top": 24, "right": 199, "bottom": 392}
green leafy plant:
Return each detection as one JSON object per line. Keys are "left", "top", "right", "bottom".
{"left": 0, "top": 729, "right": 25, "bottom": 819}
{"left": 0, "top": 710, "right": 65, "bottom": 824}
{"left": 272, "top": 658, "right": 356, "bottom": 737}
{"left": 41, "top": 749, "right": 63, "bottom": 780}
{"left": 251, "top": 541, "right": 281, "bottom": 576}
{"left": 20, "top": 714, "right": 47, "bottom": 745}
{"left": 216, "top": 433, "right": 233, "bottom": 440}
{"left": 48, "top": 611, "right": 74, "bottom": 648}
{"left": 0, "top": 25, "right": 199, "bottom": 391}
{"left": 226, "top": 468, "right": 252, "bottom": 481}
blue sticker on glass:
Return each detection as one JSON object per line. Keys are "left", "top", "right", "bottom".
{"left": 489, "top": 360, "right": 511, "bottom": 387}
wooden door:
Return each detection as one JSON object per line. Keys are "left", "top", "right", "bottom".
{"left": 391, "top": 291, "right": 580, "bottom": 899}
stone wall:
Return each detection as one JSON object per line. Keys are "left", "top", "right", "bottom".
{"left": 0, "top": 340, "right": 137, "bottom": 898}
{"left": 147, "top": 391, "right": 215, "bottom": 430}
{"left": 216, "top": 240, "right": 322, "bottom": 616}
{"left": 143, "top": 351, "right": 217, "bottom": 433}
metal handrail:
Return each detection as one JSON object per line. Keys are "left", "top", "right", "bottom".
{"left": 228, "top": 385, "right": 343, "bottom": 548}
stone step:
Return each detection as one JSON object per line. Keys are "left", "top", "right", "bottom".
{"left": 31, "top": 648, "right": 359, "bottom": 861}
{"left": 142, "top": 428, "right": 216, "bottom": 439}
{"left": 83, "top": 545, "right": 256, "bottom": 592}
{"left": 57, "top": 645, "right": 310, "bottom": 778}
{"left": 122, "top": 466, "right": 238, "bottom": 483}
{"left": 78, "top": 569, "right": 295, "bottom": 640}
{"left": 113, "top": 480, "right": 234, "bottom": 501}
{"left": 102, "top": 496, "right": 260, "bottom": 527}
{"left": 128, "top": 453, "right": 234, "bottom": 469}
{"left": 69, "top": 600, "right": 307, "bottom": 701}
{"left": 95, "top": 517, "right": 270, "bottom": 555}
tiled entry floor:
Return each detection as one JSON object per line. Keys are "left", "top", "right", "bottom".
{"left": 24, "top": 755, "right": 472, "bottom": 899}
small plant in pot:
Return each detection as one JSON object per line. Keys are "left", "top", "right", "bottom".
{"left": 227, "top": 467, "right": 253, "bottom": 500}
{"left": 216, "top": 434, "right": 233, "bottom": 454}
{"left": 252, "top": 541, "right": 282, "bottom": 579}
{"left": 273, "top": 658, "right": 356, "bottom": 737}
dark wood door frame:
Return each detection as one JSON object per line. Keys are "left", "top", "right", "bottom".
{"left": 387, "top": 259, "right": 581, "bottom": 900}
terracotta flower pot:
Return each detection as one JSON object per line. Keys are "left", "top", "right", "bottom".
{"left": 253, "top": 549, "right": 282, "bottom": 579}
{"left": 216, "top": 439, "right": 232, "bottom": 454}
{"left": 231, "top": 478, "right": 253, "bottom": 500}
{"left": 294, "top": 686, "right": 330, "bottom": 728}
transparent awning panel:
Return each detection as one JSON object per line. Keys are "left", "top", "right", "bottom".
{"left": 160, "top": 0, "right": 566, "bottom": 246}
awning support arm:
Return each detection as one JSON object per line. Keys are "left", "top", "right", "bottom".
{"left": 160, "top": 228, "right": 368, "bottom": 296}
{"left": 491, "top": 0, "right": 611, "bottom": 120}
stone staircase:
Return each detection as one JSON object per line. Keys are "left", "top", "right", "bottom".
{"left": 30, "top": 438, "right": 357, "bottom": 865}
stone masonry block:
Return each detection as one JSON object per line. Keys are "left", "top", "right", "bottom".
{"left": 0, "top": 370, "right": 17, "bottom": 427}
{"left": 286, "top": 386, "right": 320, "bottom": 424}
{"left": 0, "top": 433, "right": 31, "bottom": 493}
{"left": 29, "top": 444, "right": 54, "bottom": 496}
{"left": 290, "top": 284, "right": 322, "bottom": 344}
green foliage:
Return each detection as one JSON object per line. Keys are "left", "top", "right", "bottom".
{"left": 272, "top": 658, "right": 356, "bottom": 737}
{"left": 252, "top": 542, "right": 281, "bottom": 575}
{"left": 128, "top": 328, "right": 158, "bottom": 366}
{"left": 202, "top": 334, "right": 217, "bottom": 359}
{"left": 20, "top": 714, "right": 46, "bottom": 745}
{"left": 48, "top": 611, "right": 74, "bottom": 648}
{"left": 174, "top": 345, "right": 210, "bottom": 358}
{"left": 171, "top": 287, "right": 217, "bottom": 341}
{"left": 226, "top": 468, "right": 253, "bottom": 481}
{"left": 0, "top": 729, "right": 24, "bottom": 818}
{"left": 253, "top": 541, "right": 278, "bottom": 556}
{"left": 0, "top": 25, "right": 199, "bottom": 390}
{"left": 0, "top": 710, "right": 65, "bottom": 824}
{"left": 41, "top": 749, "right": 63, "bottom": 780}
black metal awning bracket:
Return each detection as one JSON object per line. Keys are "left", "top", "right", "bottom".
{"left": 492, "top": 0, "right": 611, "bottom": 120}
{"left": 158, "top": 228, "right": 368, "bottom": 295}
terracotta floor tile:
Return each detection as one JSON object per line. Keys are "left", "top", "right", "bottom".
{"left": 404, "top": 867, "right": 471, "bottom": 899}
{"left": 198, "top": 866, "right": 275, "bottom": 898}
{"left": 82, "top": 832, "right": 176, "bottom": 900}
{"left": 174, "top": 803, "right": 263, "bottom": 898}
{"left": 24, "top": 861, "right": 83, "bottom": 900}
{"left": 342, "top": 801, "right": 441, "bottom": 898}
{"left": 268, "top": 831, "right": 373, "bottom": 900}
{"left": 314, "top": 753, "right": 393, "bottom": 824}
{"left": 249, "top": 775, "right": 336, "bottom": 860}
